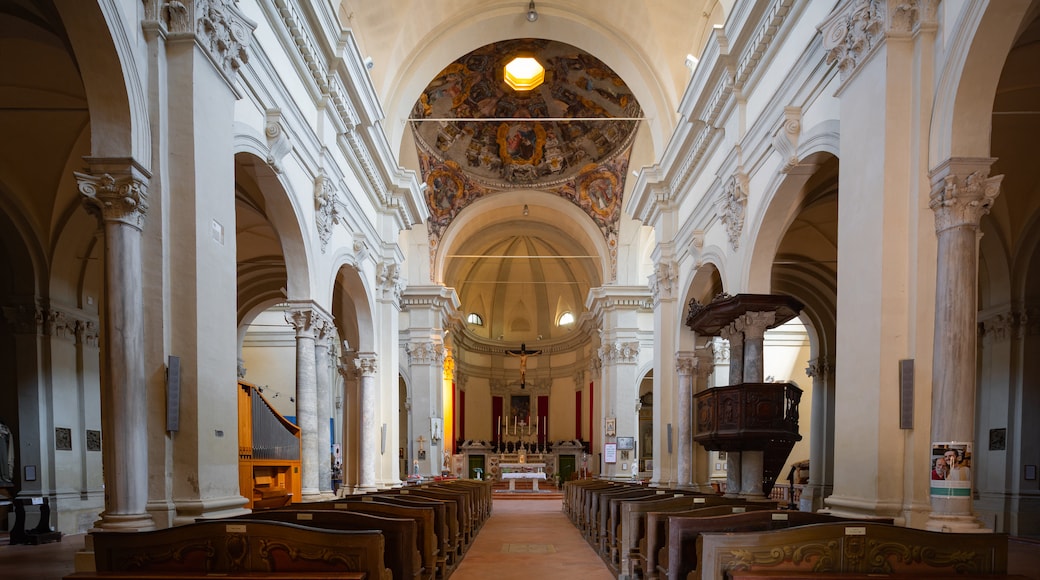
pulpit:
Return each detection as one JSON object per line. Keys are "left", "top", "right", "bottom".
{"left": 686, "top": 293, "right": 804, "bottom": 497}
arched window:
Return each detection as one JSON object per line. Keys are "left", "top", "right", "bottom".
{"left": 467, "top": 312, "right": 484, "bottom": 326}
{"left": 557, "top": 311, "right": 575, "bottom": 326}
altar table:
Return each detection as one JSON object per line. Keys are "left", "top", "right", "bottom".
{"left": 501, "top": 471, "right": 548, "bottom": 491}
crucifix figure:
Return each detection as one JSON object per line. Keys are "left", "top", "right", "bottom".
{"left": 506, "top": 343, "right": 542, "bottom": 389}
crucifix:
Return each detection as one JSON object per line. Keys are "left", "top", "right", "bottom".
{"left": 506, "top": 343, "right": 542, "bottom": 389}
{"left": 416, "top": 435, "right": 427, "bottom": 461}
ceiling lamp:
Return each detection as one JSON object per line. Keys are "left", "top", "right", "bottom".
{"left": 504, "top": 56, "right": 545, "bottom": 91}
{"left": 526, "top": 1, "right": 538, "bottom": 22}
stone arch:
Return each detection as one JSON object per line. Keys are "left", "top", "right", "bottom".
{"left": 930, "top": 0, "right": 1036, "bottom": 166}
{"left": 677, "top": 260, "right": 723, "bottom": 352}
{"left": 433, "top": 191, "right": 610, "bottom": 287}
{"left": 233, "top": 143, "right": 312, "bottom": 300}
{"left": 330, "top": 261, "right": 376, "bottom": 354}
{"left": 56, "top": 0, "right": 148, "bottom": 162}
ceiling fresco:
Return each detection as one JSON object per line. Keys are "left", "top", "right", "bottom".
{"left": 410, "top": 38, "right": 642, "bottom": 279}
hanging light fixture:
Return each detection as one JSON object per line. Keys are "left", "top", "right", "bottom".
{"left": 526, "top": 1, "right": 538, "bottom": 22}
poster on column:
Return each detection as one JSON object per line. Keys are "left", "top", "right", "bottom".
{"left": 604, "top": 443, "right": 617, "bottom": 464}
{"left": 929, "top": 442, "right": 972, "bottom": 498}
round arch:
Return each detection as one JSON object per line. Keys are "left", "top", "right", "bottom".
{"left": 930, "top": 1, "right": 1036, "bottom": 166}
{"left": 433, "top": 190, "right": 611, "bottom": 286}
{"left": 329, "top": 261, "right": 376, "bottom": 353}
{"left": 57, "top": 0, "right": 148, "bottom": 163}
{"left": 232, "top": 145, "right": 314, "bottom": 300}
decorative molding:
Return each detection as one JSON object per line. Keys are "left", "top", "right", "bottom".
{"left": 1, "top": 304, "right": 41, "bottom": 336}
{"left": 649, "top": 260, "right": 678, "bottom": 305}
{"left": 820, "top": 0, "right": 937, "bottom": 84}
{"left": 716, "top": 171, "right": 748, "bottom": 250}
{"left": 929, "top": 158, "right": 1003, "bottom": 234}
{"left": 76, "top": 171, "right": 149, "bottom": 230}
{"left": 164, "top": 0, "right": 254, "bottom": 79}
{"left": 265, "top": 108, "right": 292, "bottom": 173}
{"left": 354, "top": 353, "right": 378, "bottom": 377}
{"left": 284, "top": 302, "right": 332, "bottom": 339}
{"left": 376, "top": 261, "right": 404, "bottom": 303}
{"left": 44, "top": 310, "right": 75, "bottom": 341}
{"left": 712, "top": 336, "right": 730, "bottom": 366}
{"left": 734, "top": 0, "right": 795, "bottom": 88}
{"left": 75, "top": 319, "right": 100, "bottom": 348}
{"left": 773, "top": 106, "right": 802, "bottom": 172}
{"left": 676, "top": 354, "right": 698, "bottom": 377}
{"left": 806, "top": 358, "right": 834, "bottom": 380}
{"left": 314, "top": 171, "right": 340, "bottom": 252}
{"left": 406, "top": 340, "right": 444, "bottom": 366}
{"left": 736, "top": 311, "right": 777, "bottom": 339}
{"left": 599, "top": 341, "right": 640, "bottom": 365}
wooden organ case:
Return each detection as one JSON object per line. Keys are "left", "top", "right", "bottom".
{"left": 237, "top": 380, "right": 301, "bottom": 509}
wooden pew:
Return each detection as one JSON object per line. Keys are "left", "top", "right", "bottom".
{"left": 693, "top": 521, "right": 1014, "bottom": 580}
{"left": 665, "top": 510, "right": 888, "bottom": 580}
{"left": 367, "top": 494, "right": 455, "bottom": 578}
{"left": 226, "top": 510, "right": 422, "bottom": 580}
{"left": 598, "top": 488, "right": 667, "bottom": 554}
{"left": 65, "top": 520, "right": 387, "bottom": 580}
{"left": 639, "top": 503, "right": 774, "bottom": 580}
{"left": 621, "top": 497, "right": 769, "bottom": 580}
{"left": 280, "top": 499, "right": 439, "bottom": 580}
{"left": 564, "top": 479, "right": 613, "bottom": 522}
{"left": 587, "top": 485, "right": 653, "bottom": 545}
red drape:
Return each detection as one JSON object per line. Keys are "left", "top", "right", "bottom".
{"left": 492, "top": 396, "right": 503, "bottom": 445}
{"left": 537, "top": 395, "right": 549, "bottom": 445}
{"left": 588, "top": 382, "right": 594, "bottom": 446}
{"left": 575, "top": 390, "right": 582, "bottom": 440}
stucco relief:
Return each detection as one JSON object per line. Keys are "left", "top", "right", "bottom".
{"left": 716, "top": 172, "right": 748, "bottom": 250}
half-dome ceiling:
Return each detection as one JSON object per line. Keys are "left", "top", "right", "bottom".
{"left": 411, "top": 38, "right": 642, "bottom": 247}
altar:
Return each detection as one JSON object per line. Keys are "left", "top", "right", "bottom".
{"left": 499, "top": 462, "right": 547, "bottom": 491}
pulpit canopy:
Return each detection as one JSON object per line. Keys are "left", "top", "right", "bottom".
{"left": 685, "top": 293, "right": 804, "bottom": 335}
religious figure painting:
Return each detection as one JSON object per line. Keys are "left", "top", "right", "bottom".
{"left": 510, "top": 395, "right": 531, "bottom": 424}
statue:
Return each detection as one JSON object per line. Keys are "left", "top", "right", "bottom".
{"left": 506, "top": 343, "right": 542, "bottom": 388}
{"left": 0, "top": 418, "right": 14, "bottom": 487}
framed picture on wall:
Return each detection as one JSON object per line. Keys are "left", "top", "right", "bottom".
{"left": 604, "top": 443, "right": 617, "bottom": 463}
{"left": 617, "top": 436, "right": 634, "bottom": 450}
{"left": 605, "top": 417, "right": 616, "bottom": 437}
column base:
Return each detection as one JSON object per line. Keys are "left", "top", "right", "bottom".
{"left": 92, "top": 512, "right": 156, "bottom": 532}
{"left": 925, "top": 514, "right": 991, "bottom": 533}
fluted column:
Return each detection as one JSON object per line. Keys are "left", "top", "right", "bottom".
{"left": 285, "top": 303, "right": 329, "bottom": 500}
{"left": 719, "top": 323, "right": 744, "bottom": 385}
{"left": 355, "top": 353, "right": 378, "bottom": 492}
{"left": 314, "top": 328, "right": 335, "bottom": 497}
{"left": 675, "top": 353, "right": 697, "bottom": 488}
{"left": 739, "top": 311, "right": 775, "bottom": 383}
{"left": 926, "top": 158, "right": 1001, "bottom": 531}
{"left": 76, "top": 165, "right": 155, "bottom": 531}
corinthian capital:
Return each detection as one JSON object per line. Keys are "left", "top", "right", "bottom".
{"left": 676, "top": 353, "right": 698, "bottom": 377}
{"left": 284, "top": 302, "right": 332, "bottom": 339}
{"left": 354, "top": 353, "right": 378, "bottom": 377}
{"left": 76, "top": 170, "right": 149, "bottom": 230}
{"left": 929, "top": 158, "right": 1003, "bottom": 234}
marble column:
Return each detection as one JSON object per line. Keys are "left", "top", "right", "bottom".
{"left": 802, "top": 358, "right": 834, "bottom": 512}
{"left": 719, "top": 323, "right": 744, "bottom": 385}
{"left": 926, "top": 158, "right": 1001, "bottom": 531}
{"left": 694, "top": 346, "right": 717, "bottom": 492}
{"left": 355, "top": 353, "right": 378, "bottom": 492}
{"left": 76, "top": 166, "right": 155, "bottom": 531}
{"left": 739, "top": 311, "right": 775, "bottom": 383}
{"left": 314, "top": 329, "right": 334, "bottom": 497}
{"left": 675, "top": 353, "right": 697, "bottom": 488}
{"left": 285, "top": 304, "right": 328, "bottom": 500}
